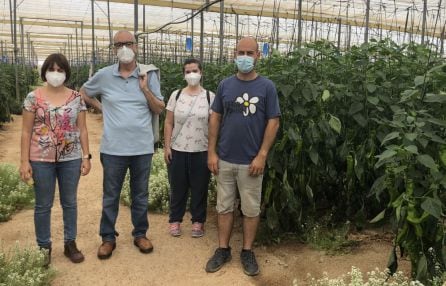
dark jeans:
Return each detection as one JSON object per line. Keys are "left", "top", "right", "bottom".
{"left": 31, "top": 159, "right": 82, "bottom": 248}
{"left": 168, "top": 150, "right": 210, "bottom": 224}
{"left": 99, "top": 153, "right": 152, "bottom": 242}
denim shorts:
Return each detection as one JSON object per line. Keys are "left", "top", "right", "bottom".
{"left": 215, "top": 159, "right": 263, "bottom": 217}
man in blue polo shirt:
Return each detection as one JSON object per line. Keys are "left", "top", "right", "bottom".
{"left": 205, "top": 37, "right": 281, "bottom": 276}
{"left": 80, "top": 30, "right": 164, "bottom": 259}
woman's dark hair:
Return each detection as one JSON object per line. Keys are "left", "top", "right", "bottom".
{"left": 182, "top": 58, "right": 202, "bottom": 74}
{"left": 40, "top": 53, "right": 71, "bottom": 83}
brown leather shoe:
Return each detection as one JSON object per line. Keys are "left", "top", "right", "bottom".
{"left": 64, "top": 241, "right": 85, "bottom": 263}
{"left": 97, "top": 241, "right": 116, "bottom": 260}
{"left": 133, "top": 237, "right": 153, "bottom": 253}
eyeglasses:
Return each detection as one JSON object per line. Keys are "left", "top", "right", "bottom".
{"left": 113, "top": 41, "right": 135, "bottom": 48}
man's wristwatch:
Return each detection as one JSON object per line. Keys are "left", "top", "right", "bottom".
{"left": 82, "top": 154, "right": 92, "bottom": 160}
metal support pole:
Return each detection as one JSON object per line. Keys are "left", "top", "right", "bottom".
{"left": 441, "top": 23, "right": 445, "bottom": 54}
{"left": 134, "top": 0, "right": 138, "bottom": 35}
{"left": 235, "top": 14, "right": 239, "bottom": 46}
{"left": 91, "top": 0, "right": 95, "bottom": 71}
{"left": 191, "top": 9, "right": 194, "bottom": 57}
{"left": 337, "top": 18, "right": 341, "bottom": 49}
{"left": 143, "top": 5, "right": 146, "bottom": 63}
{"left": 276, "top": 17, "right": 280, "bottom": 50}
{"left": 75, "top": 28, "right": 79, "bottom": 66}
{"left": 297, "top": 0, "right": 302, "bottom": 46}
{"left": 20, "top": 17, "right": 24, "bottom": 64}
{"left": 13, "top": 0, "right": 20, "bottom": 100}
{"left": 421, "top": 0, "right": 427, "bottom": 44}
{"left": 107, "top": 0, "right": 112, "bottom": 63}
{"left": 200, "top": 10, "right": 204, "bottom": 62}
{"left": 219, "top": 0, "right": 224, "bottom": 63}
{"left": 364, "top": 0, "right": 370, "bottom": 43}
{"left": 403, "top": 8, "right": 410, "bottom": 43}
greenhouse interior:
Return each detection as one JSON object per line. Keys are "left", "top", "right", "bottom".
{"left": 0, "top": 1, "right": 445, "bottom": 285}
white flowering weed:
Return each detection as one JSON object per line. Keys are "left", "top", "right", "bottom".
{"left": 0, "top": 242, "right": 54, "bottom": 286}
{"left": 0, "top": 164, "right": 34, "bottom": 222}
{"left": 120, "top": 149, "right": 216, "bottom": 213}
{"left": 292, "top": 267, "right": 444, "bottom": 286}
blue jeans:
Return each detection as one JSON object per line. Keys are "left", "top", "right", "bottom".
{"left": 168, "top": 150, "right": 210, "bottom": 224}
{"left": 31, "top": 159, "right": 82, "bottom": 248}
{"left": 99, "top": 153, "right": 153, "bottom": 242}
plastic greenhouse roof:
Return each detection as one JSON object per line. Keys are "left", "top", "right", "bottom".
{"left": 1, "top": 0, "right": 445, "bottom": 61}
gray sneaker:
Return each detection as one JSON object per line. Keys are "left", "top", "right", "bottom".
{"left": 205, "top": 247, "right": 232, "bottom": 273}
{"left": 240, "top": 249, "right": 259, "bottom": 276}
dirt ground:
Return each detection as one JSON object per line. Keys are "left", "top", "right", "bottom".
{"left": 0, "top": 113, "right": 410, "bottom": 286}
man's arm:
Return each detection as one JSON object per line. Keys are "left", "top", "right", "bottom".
{"left": 208, "top": 112, "right": 222, "bottom": 175}
{"left": 249, "top": 117, "right": 280, "bottom": 176}
{"left": 79, "top": 87, "right": 102, "bottom": 112}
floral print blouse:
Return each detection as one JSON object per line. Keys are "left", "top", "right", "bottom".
{"left": 23, "top": 88, "right": 87, "bottom": 162}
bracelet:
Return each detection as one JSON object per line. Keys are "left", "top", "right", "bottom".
{"left": 82, "top": 154, "right": 92, "bottom": 160}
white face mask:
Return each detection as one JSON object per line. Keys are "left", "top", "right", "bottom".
{"left": 117, "top": 46, "right": 135, "bottom": 64}
{"left": 184, "top": 72, "right": 201, "bottom": 86}
{"left": 46, "top": 71, "right": 66, "bottom": 87}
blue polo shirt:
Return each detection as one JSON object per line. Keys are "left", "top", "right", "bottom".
{"left": 82, "top": 63, "right": 163, "bottom": 155}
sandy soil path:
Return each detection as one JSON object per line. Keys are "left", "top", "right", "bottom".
{"left": 0, "top": 113, "right": 409, "bottom": 286}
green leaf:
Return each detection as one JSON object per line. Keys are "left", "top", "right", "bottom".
{"left": 421, "top": 197, "right": 442, "bottom": 219}
{"left": 376, "top": 149, "right": 398, "bottom": 160}
{"left": 370, "top": 209, "right": 386, "bottom": 223}
{"left": 309, "top": 148, "right": 319, "bottom": 165}
{"left": 348, "top": 102, "right": 364, "bottom": 115}
{"left": 404, "top": 145, "right": 418, "bottom": 154}
{"left": 427, "top": 118, "right": 446, "bottom": 127}
{"left": 328, "top": 115, "right": 342, "bottom": 134}
{"left": 375, "top": 149, "right": 397, "bottom": 169}
{"left": 423, "top": 94, "right": 446, "bottom": 103}
{"left": 367, "top": 96, "right": 379, "bottom": 105}
{"left": 353, "top": 113, "right": 367, "bottom": 127}
{"left": 417, "top": 154, "right": 439, "bottom": 172}
{"left": 322, "top": 90, "right": 330, "bottom": 102}
{"left": 387, "top": 247, "right": 398, "bottom": 275}
{"left": 305, "top": 184, "right": 314, "bottom": 201}
{"left": 380, "top": 131, "right": 400, "bottom": 146}
{"left": 416, "top": 254, "right": 427, "bottom": 282}
{"left": 442, "top": 245, "right": 446, "bottom": 268}
{"left": 414, "top": 76, "right": 425, "bottom": 86}
{"left": 369, "top": 174, "right": 387, "bottom": 198}
{"left": 266, "top": 205, "right": 279, "bottom": 230}
{"left": 405, "top": 133, "right": 418, "bottom": 141}
{"left": 366, "top": 83, "right": 377, "bottom": 93}
{"left": 400, "top": 90, "right": 418, "bottom": 103}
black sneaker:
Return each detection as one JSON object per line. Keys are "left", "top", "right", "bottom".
{"left": 205, "top": 247, "right": 232, "bottom": 273}
{"left": 240, "top": 249, "right": 259, "bottom": 276}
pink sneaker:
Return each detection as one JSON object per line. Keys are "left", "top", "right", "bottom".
{"left": 191, "top": 222, "right": 204, "bottom": 238}
{"left": 169, "top": 222, "right": 181, "bottom": 237}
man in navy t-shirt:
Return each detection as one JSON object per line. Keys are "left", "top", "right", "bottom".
{"left": 205, "top": 37, "right": 281, "bottom": 276}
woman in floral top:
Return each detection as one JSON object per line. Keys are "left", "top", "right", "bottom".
{"left": 19, "top": 53, "right": 91, "bottom": 266}
{"left": 164, "top": 58, "right": 215, "bottom": 238}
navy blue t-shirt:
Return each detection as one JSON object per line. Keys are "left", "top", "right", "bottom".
{"left": 212, "top": 75, "right": 281, "bottom": 164}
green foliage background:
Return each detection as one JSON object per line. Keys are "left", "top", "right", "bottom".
{"left": 0, "top": 64, "right": 39, "bottom": 124}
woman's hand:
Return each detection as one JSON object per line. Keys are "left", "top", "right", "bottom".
{"left": 19, "top": 161, "right": 33, "bottom": 183}
{"left": 164, "top": 147, "right": 172, "bottom": 164}
{"left": 81, "top": 159, "right": 91, "bottom": 176}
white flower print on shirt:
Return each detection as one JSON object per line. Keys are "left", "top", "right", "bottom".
{"left": 235, "top": 93, "right": 259, "bottom": 116}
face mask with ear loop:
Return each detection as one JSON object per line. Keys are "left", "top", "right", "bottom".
{"left": 117, "top": 46, "right": 135, "bottom": 64}
{"left": 235, "top": 55, "right": 255, "bottom": 73}
{"left": 184, "top": 72, "right": 202, "bottom": 86}
{"left": 46, "top": 71, "right": 66, "bottom": 87}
